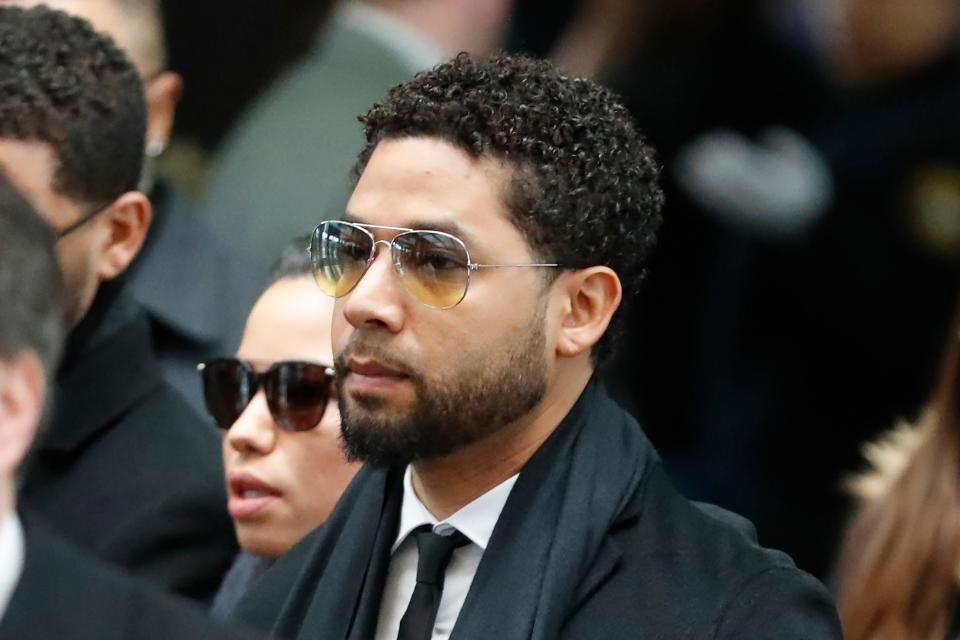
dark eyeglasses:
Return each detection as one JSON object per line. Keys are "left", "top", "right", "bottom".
{"left": 197, "top": 359, "right": 336, "bottom": 431}
{"left": 310, "top": 220, "right": 562, "bottom": 309}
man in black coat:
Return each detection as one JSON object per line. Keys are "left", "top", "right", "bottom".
{"left": 9, "top": 0, "right": 264, "bottom": 413}
{"left": 0, "top": 5, "right": 236, "bottom": 603}
{"left": 0, "top": 173, "right": 260, "bottom": 639}
{"left": 231, "top": 53, "right": 842, "bottom": 638}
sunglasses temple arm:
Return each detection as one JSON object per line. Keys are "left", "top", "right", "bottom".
{"left": 469, "top": 263, "right": 561, "bottom": 269}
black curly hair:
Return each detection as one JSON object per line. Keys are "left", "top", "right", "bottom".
{"left": 356, "top": 52, "right": 664, "bottom": 364}
{"left": 0, "top": 5, "right": 146, "bottom": 207}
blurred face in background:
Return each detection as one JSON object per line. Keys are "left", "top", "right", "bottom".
{"left": 831, "top": 0, "right": 960, "bottom": 84}
{"left": 0, "top": 350, "right": 44, "bottom": 516}
{"left": 222, "top": 276, "right": 360, "bottom": 558}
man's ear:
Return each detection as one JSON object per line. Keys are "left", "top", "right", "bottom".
{"left": 96, "top": 191, "right": 153, "bottom": 281}
{"left": 555, "top": 266, "right": 622, "bottom": 358}
{"left": 0, "top": 353, "right": 44, "bottom": 477}
{"left": 145, "top": 71, "right": 183, "bottom": 151}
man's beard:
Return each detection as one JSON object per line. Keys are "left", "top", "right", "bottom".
{"left": 336, "top": 306, "right": 549, "bottom": 468}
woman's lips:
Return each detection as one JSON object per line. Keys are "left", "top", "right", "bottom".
{"left": 227, "top": 472, "right": 282, "bottom": 520}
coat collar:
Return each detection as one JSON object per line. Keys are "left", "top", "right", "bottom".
{"left": 41, "top": 286, "right": 164, "bottom": 453}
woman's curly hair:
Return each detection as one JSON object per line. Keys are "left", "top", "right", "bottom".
{"left": 356, "top": 52, "right": 663, "bottom": 364}
{"left": 0, "top": 5, "right": 146, "bottom": 207}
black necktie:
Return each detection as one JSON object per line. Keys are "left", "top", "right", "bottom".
{"left": 397, "top": 526, "right": 470, "bottom": 640}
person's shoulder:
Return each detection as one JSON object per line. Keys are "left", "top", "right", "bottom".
{"left": 2, "top": 523, "right": 260, "bottom": 640}
{"left": 118, "top": 373, "right": 219, "bottom": 451}
{"left": 599, "top": 464, "right": 842, "bottom": 638}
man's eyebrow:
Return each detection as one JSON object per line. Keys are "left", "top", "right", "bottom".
{"left": 405, "top": 219, "right": 474, "bottom": 244}
{"left": 341, "top": 212, "right": 477, "bottom": 246}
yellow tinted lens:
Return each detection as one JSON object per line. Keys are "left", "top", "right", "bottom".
{"left": 393, "top": 231, "right": 469, "bottom": 308}
{"left": 311, "top": 222, "right": 371, "bottom": 297}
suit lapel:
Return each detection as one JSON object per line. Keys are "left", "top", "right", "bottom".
{"left": 287, "top": 466, "right": 403, "bottom": 640}
{"left": 567, "top": 532, "right": 625, "bottom": 617}
{"left": 346, "top": 477, "right": 403, "bottom": 639}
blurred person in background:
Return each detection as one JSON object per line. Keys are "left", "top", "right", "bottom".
{"left": 6, "top": 0, "right": 263, "bottom": 412}
{"left": 207, "top": 241, "right": 360, "bottom": 618}
{"left": 200, "top": 0, "right": 515, "bottom": 276}
{"left": 598, "top": 0, "right": 960, "bottom": 575}
{"left": 0, "top": 172, "right": 262, "bottom": 640}
{"left": 835, "top": 304, "right": 960, "bottom": 640}
{"left": 0, "top": 5, "right": 237, "bottom": 603}
{"left": 162, "top": 0, "right": 337, "bottom": 158}
{"left": 548, "top": 0, "right": 659, "bottom": 78}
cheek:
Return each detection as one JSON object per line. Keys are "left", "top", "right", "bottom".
{"left": 319, "top": 399, "right": 341, "bottom": 434}
{"left": 332, "top": 302, "right": 352, "bottom": 349}
{"left": 415, "top": 297, "right": 537, "bottom": 363}
{"left": 283, "top": 427, "right": 358, "bottom": 522}
{"left": 54, "top": 241, "right": 100, "bottom": 323}
{"left": 287, "top": 427, "right": 349, "bottom": 490}
{"left": 220, "top": 433, "right": 231, "bottom": 470}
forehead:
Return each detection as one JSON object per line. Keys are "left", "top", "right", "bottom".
{"left": 346, "top": 137, "right": 522, "bottom": 249}
{"left": 238, "top": 277, "right": 335, "bottom": 365}
{"left": 0, "top": 138, "right": 74, "bottom": 225}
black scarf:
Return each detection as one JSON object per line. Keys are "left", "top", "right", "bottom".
{"left": 237, "top": 378, "right": 653, "bottom": 639}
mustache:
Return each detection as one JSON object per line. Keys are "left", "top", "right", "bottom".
{"left": 335, "top": 338, "right": 418, "bottom": 379}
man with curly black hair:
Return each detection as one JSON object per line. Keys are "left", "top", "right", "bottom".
{"left": 0, "top": 4, "right": 237, "bottom": 604}
{"left": 6, "top": 0, "right": 263, "bottom": 414}
{"left": 232, "top": 53, "right": 841, "bottom": 639}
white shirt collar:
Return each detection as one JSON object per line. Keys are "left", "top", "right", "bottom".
{"left": 337, "top": 2, "right": 447, "bottom": 73}
{"left": 392, "top": 467, "right": 518, "bottom": 553}
{"left": 0, "top": 512, "right": 24, "bottom": 621}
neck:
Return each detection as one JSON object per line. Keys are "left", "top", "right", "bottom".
{"left": 410, "top": 361, "right": 593, "bottom": 520}
{"left": 0, "top": 482, "right": 13, "bottom": 520}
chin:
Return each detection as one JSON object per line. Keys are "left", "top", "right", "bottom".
{"left": 237, "top": 527, "right": 294, "bottom": 559}
{"left": 348, "top": 389, "right": 416, "bottom": 418}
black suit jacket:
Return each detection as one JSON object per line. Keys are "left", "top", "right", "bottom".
{"left": 234, "top": 381, "right": 841, "bottom": 639}
{"left": 19, "top": 283, "right": 237, "bottom": 603}
{"left": 556, "top": 466, "right": 840, "bottom": 638}
{"left": 0, "top": 519, "right": 260, "bottom": 640}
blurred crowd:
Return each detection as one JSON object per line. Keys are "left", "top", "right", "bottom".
{"left": 1, "top": 0, "right": 959, "bottom": 638}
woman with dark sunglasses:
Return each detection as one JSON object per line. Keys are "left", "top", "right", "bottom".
{"left": 206, "top": 243, "right": 360, "bottom": 617}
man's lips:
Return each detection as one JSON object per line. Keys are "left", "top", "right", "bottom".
{"left": 344, "top": 358, "right": 409, "bottom": 393}
{"left": 347, "top": 358, "right": 406, "bottom": 377}
{"left": 227, "top": 472, "right": 282, "bottom": 519}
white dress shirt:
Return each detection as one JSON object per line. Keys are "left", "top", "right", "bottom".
{"left": 0, "top": 512, "right": 24, "bottom": 622}
{"left": 374, "top": 467, "right": 518, "bottom": 640}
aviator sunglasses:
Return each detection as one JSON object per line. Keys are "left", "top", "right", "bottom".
{"left": 197, "top": 359, "right": 335, "bottom": 431}
{"left": 310, "top": 220, "right": 562, "bottom": 309}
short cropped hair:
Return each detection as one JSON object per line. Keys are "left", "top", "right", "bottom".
{"left": 0, "top": 5, "right": 146, "bottom": 207}
{"left": 356, "top": 53, "right": 664, "bottom": 363}
{"left": 0, "top": 173, "right": 64, "bottom": 376}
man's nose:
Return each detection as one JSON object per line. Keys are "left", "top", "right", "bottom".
{"left": 341, "top": 244, "right": 406, "bottom": 333}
